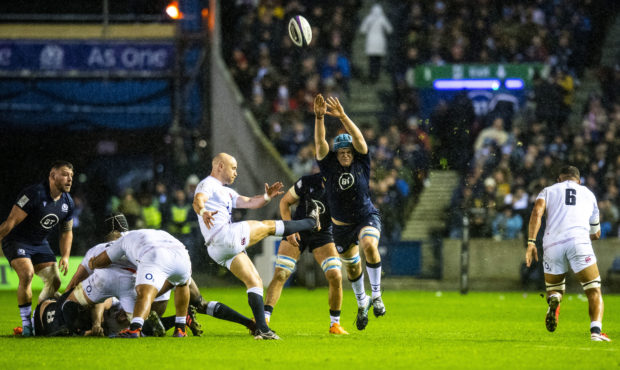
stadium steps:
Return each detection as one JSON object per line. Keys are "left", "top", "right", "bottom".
{"left": 345, "top": 0, "right": 392, "bottom": 129}
{"left": 401, "top": 170, "right": 460, "bottom": 241}
{"left": 568, "top": 14, "right": 620, "bottom": 127}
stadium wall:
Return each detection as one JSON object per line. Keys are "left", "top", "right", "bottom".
{"left": 209, "top": 0, "right": 295, "bottom": 220}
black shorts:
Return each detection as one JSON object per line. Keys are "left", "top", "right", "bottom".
{"left": 282, "top": 225, "right": 333, "bottom": 254}
{"left": 333, "top": 213, "right": 382, "bottom": 254}
{"left": 2, "top": 240, "right": 56, "bottom": 265}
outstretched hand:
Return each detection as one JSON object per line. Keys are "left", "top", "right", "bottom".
{"left": 265, "top": 182, "right": 284, "bottom": 199}
{"left": 325, "top": 96, "right": 346, "bottom": 119}
{"left": 314, "top": 94, "right": 326, "bottom": 118}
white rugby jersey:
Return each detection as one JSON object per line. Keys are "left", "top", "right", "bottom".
{"left": 536, "top": 180, "right": 599, "bottom": 245}
{"left": 106, "top": 229, "right": 186, "bottom": 265}
{"left": 194, "top": 175, "right": 239, "bottom": 242}
{"left": 81, "top": 234, "right": 134, "bottom": 274}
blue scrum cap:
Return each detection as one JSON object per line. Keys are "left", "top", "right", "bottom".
{"left": 333, "top": 133, "right": 353, "bottom": 150}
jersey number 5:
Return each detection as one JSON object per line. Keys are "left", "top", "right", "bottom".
{"left": 565, "top": 189, "right": 576, "bottom": 205}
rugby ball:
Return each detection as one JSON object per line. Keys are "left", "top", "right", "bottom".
{"left": 288, "top": 15, "right": 312, "bottom": 47}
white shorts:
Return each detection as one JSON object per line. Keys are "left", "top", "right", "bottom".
{"left": 543, "top": 238, "right": 597, "bottom": 275}
{"left": 135, "top": 247, "right": 192, "bottom": 290}
{"left": 206, "top": 221, "right": 251, "bottom": 269}
{"left": 83, "top": 268, "right": 137, "bottom": 314}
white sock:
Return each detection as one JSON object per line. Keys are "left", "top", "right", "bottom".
{"left": 131, "top": 317, "right": 145, "bottom": 326}
{"left": 350, "top": 275, "right": 368, "bottom": 307}
{"left": 19, "top": 304, "right": 31, "bottom": 328}
{"left": 274, "top": 220, "right": 285, "bottom": 236}
{"left": 366, "top": 264, "right": 382, "bottom": 299}
{"left": 264, "top": 311, "right": 272, "bottom": 321}
{"left": 591, "top": 321, "right": 602, "bottom": 331}
{"left": 175, "top": 316, "right": 187, "bottom": 325}
{"left": 330, "top": 314, "right": 340, "bottom": 325}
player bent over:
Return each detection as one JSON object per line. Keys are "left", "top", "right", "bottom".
{"left": 264, "top": 173, "right": 348, "bottom": 334}
{"left": 526, "top": 165, "right": 610, "bottom": 341}
{"left": 89, "top": 229, "right": 192, "bottom": 338}
{"left": 314, "top": 94, "right": 385, "bottom": 330}
{"left": 193, "top": 153, "right": 321, "bottom": 340}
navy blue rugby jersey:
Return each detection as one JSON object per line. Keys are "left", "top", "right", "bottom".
{"left": 317, "top": 150, "right": 378, "bottom": 223}
{"left": 5, "top": 182, "right": 74, "bottom": 245}
{"left": 291, "top": 173, "right": 331, "bottom": 227}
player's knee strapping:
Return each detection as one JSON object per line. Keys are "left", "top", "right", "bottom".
{"left": 275, "top": 255, "right": 297, "bottom": 274}
{"left": 321, "top": 257, "right": 342, "bottom": 273}
{"left": 359, "top": 227, "right": 380, "bottom": 242}
{"left": 37, "top": 265, "right": 60, "bottom": 302}
{"left": 581, "top": 277, "right": 601, "bottom": 290}
{"left": 341, "top": 253, "right": 360, "bottom": 267}
{"left": 546, "top": 279, "right": 566, "bottom": 292}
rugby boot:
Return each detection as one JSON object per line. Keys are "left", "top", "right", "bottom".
{"left": 308, "top": 203, "right": 321, "bottom": 232}
{"left": 186, "top": 305, "right": 203, "bottom": 336}
{"left": 145, "top": 311, "right": 166, "bottom": 337}
{"left": 111, "top": 327, "right": 142, "bottom": 338}
{"left": 591, "top": 332, "right": 611, "bottom": 342}
{"left": 354, "top": 296, "right": 372, "bottom": 330}
{"left": 545, "top": 294, "right": 561, "bottom": 332}
{"left": 254, "top": 329, "right": 280, "bottom": 340}
{"left": 372, "top": 295, "right": 386, "bottom": 317}
{"left": 329, "top": 323, "right": 349, "bottom": 335}
{"left": 21, "top": 325, "right": 34, "bottom": 337}
{"left": 173, "top": 327, "right": 188, "bottom": 337}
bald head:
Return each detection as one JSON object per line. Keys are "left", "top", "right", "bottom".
{"left": 211, "top": 152, "right": 238, "bottom": 184}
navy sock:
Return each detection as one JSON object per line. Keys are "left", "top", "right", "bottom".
{"left": 282, "top": 219, "right": 315, "bottom": 235}
{"left": 248, "top": 292, "right": 269, "bottom": 332}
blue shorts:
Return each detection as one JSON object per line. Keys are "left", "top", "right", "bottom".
{"left": 2, "top": 240, "right": 56, "bottom": 265}
{"left": 333, "top": 213, "right": 382, "bottom": 254}
{"left": 282, "top": 224, "right": 334, "bottom": 254}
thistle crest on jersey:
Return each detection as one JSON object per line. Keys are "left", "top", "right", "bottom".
{"left": 288, "top": 15, "right": 312, "bottom": 47}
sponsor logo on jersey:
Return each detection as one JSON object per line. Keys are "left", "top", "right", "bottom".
{"left": 338, "top": 173, "right": 354, "bottom": 190}
{"left": 40, "top": 214, "right": 60, "bottom": 229}
{"left": 61, "top": 204, "right": 68, "bottom": 212}
{"left": 17, "top": 195, "right": 29, "bottom": 208}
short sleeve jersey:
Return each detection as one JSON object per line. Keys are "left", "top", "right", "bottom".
{"left": 536, "top": 180, "right": 599, "bottom": 245}
{"left": 5, "top": 182, "right": 74, "bottom": 245}
{"left": 105, "top": 229, "right": 186, "bottom": 265}
{"left": 194, "top": 175, "right": 240, "bottom": 241}
{"left": 291, "top": 173, "right": 331, "bottom": 226}
{"left": 81, "top": 238, "right": 135, "bottom": 275}
{"left": 317, "top": 150, "right": 378, "bottom": 223}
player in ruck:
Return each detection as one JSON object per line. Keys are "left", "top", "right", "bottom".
{"left": 193, "top": 152, "right": 321, "bottom": 340}
{"left": 313, "top": 94, "right": 385, "bottom": 331}
{"left": 526, "top": 165, "right": 610, "bottom": 341}
{"left": 89, "top": 229, "right": 192, "bottom": 338}
{"left": 264, "top": 172, "right": 348, "bottom": 334}
{"left": 0, "top": 160, "right": 75, "bottom": 337}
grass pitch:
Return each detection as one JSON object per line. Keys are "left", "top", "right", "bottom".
{"left": 0, "top": 288, "right": 617, "bottom": 369}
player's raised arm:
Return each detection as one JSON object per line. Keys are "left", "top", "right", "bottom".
{"left": 314, "top": 94, "right": 330, "bottom": 160}
{"left": 325, "top": 96, "right": 368, "bottom": 155}
{"left": 236, "top": 182, "right": 284, "bottom": 209}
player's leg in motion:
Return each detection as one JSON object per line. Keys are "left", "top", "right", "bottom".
{"left": 11, "top": 258, "right": 37, "bottom": 336}
{"left": 341, "top": 245, "right": 371, "bottom": 330}
{"left": 264, "top": 240, "right": 301, "bottom": 324}
{"left": 359, "top": 226, "right": 385, "bottom": 317}
{"left": 312, "top": 244, "right": 347, "bottom": 334}
{"left": 575, "top": 264, "right": 610, "bottom": 341}
{"left": 229, "top": 251, "right": 280, "bottom": 340}
{"left": 543, "top": 273, "right": 565, "bottom": 332}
